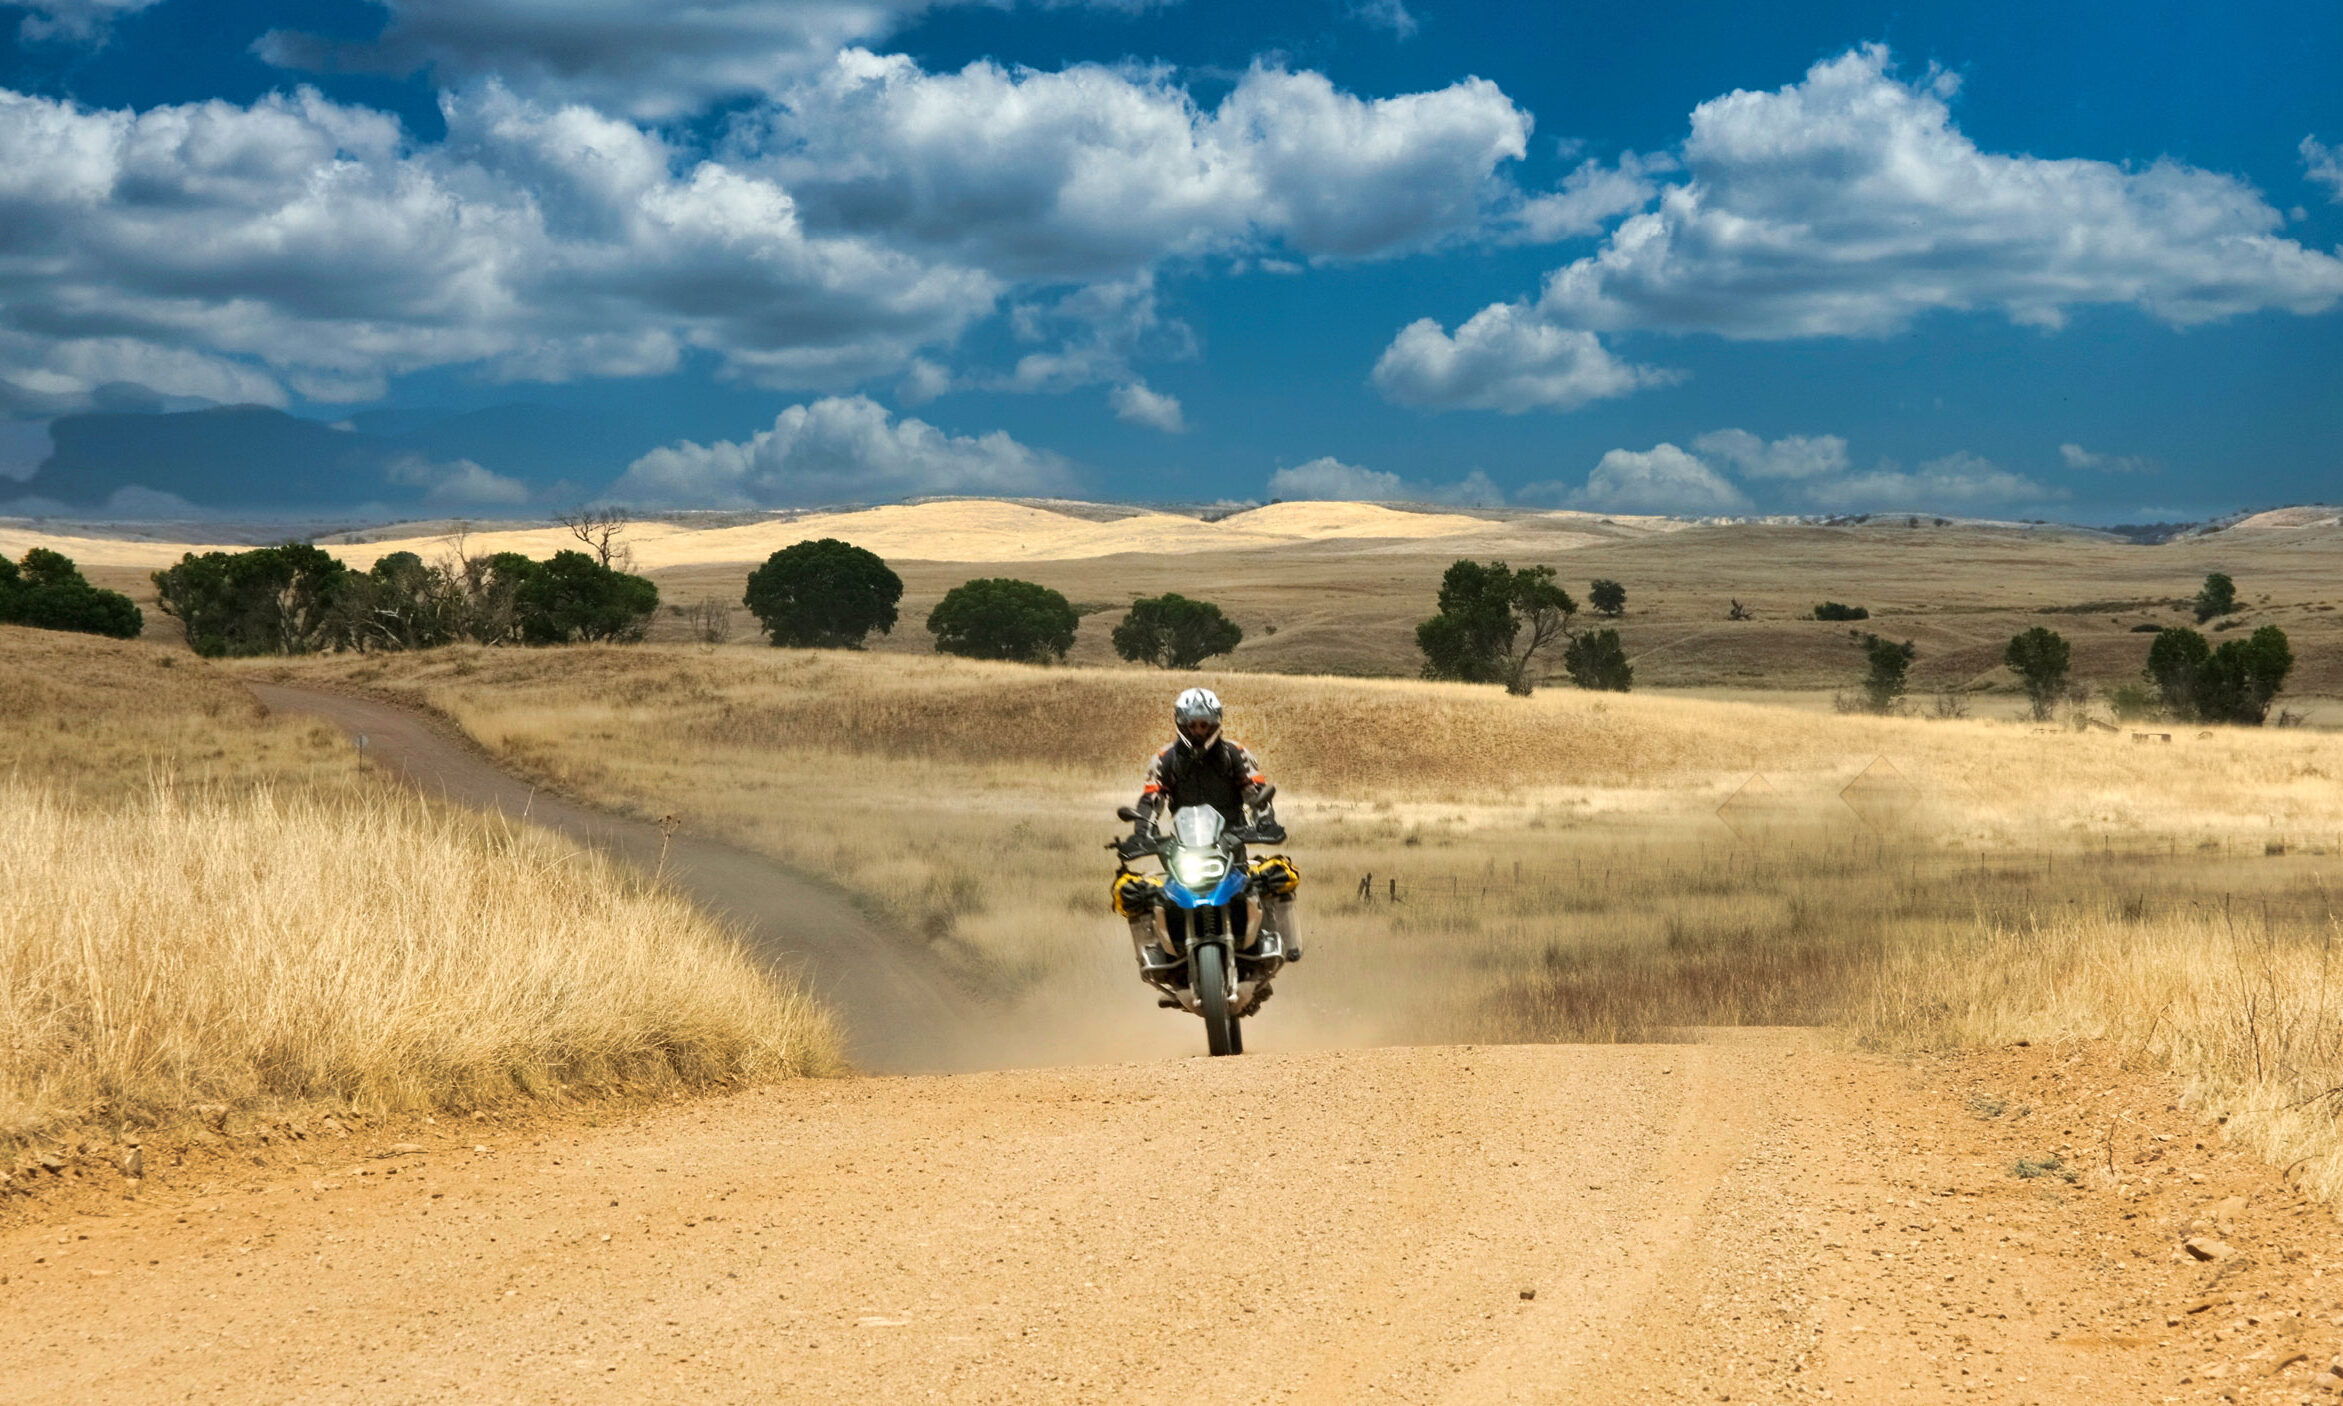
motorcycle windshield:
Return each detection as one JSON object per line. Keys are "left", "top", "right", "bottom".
{"left": 1170, "top": 807, "right": 1226, "bottom": 848}
{"left": 1163, "top": 807, "right": 1232, "bottom": 897}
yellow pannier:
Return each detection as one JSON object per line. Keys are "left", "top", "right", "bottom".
{"left": 1248, "top": 854, "right": 1302, "bottom": 897}
{"left": 1111, "top": 870, "right": 1161, "bottom": 918}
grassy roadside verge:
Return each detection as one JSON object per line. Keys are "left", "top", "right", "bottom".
{"left": 0, "top": 627, "right": 837, "bottom": 1184}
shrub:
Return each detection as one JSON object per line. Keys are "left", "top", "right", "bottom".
{"left": 1588, "top": 579, "right": 1626, "bottom": 617}
{"left": 2002, "top": 626, "right": 2072, "bottom": 722}
{"left": 1111, "top": 593, "right": 1243, "bottom": 669}
{"left": 1417, "top": 560, "right": 1577, "bottom": 696}
{"left": 328, "top": 551, "right": 464, "bottom": 652}
{"left": 153, "top": 542, "right": 350, "bottom": 657}
{"left": 1858, "top": 634, "right": 1916, "bottom": 713}
{"left": 513, "top": 550, "right": 659, "bottom": 644}
{"left": 2193, "top": 571, "right": 2238, "bottom": 623}
{"left": 0, "top": 548, "right": 142, "bottom": 639}
{"left": 742, "top": 538, "right": 903, "bottom": 649}
{"left": 2144, "top": 625, "right": 2294, "bottom": 725}
{"left": 1561, "top": 628, "right": 1633, "bottom": 691}
{"left": 1814, "top": 602, "right": 1870, "bottom": 621}
{"left": 2104, "top": 681, "right": 2163, "bottom": 722}
{"left": 927, "top": 577, "right": 1080, "bottom": 663}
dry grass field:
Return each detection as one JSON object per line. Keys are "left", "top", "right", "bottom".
{"left": 18, "top": 498, "right": 2343, "bottom": 702}
{"left": 0, "top": 626, "right": 836, "bottom": 1155}
{"left": 268, "top": 640, "right": 2343, "bottom": 1195}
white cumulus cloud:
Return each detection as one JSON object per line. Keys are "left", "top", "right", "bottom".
{"left": 1370, "top": 302, "right": 1674, "bottom": 413}
{"left": 0, "top": 84, "right": 999, "bottom": 412}
{"left": 256, "top": 0, "right": 1170, "bottom": 120}
{"left": 2058, "top": 442, "right": 2153, "bottom": 474}
{"left": 1510, "top": 152, "right": 1672, "bottom": 242}
{"left": 1266, "top": 457, "right": 1500, "bottom": 505}
{"left": 2302, "top": 136, "right": 2343, "bottom": 203}
{"left": 385, "top": 455, "right": 533, "bottom": 507}
{"left": 1109, "top": 381, "right": 1186, "bottom": 433}
{"left": 1545, "top": 443, "right": 1749, "bottom": 514}
{"left": 1800, "top": 452, "right": 2060, "bottom": 512}
{"left": 1692, "top": 428, "right": 1850, "bottom": 480}
{"left": 609, "top": 395, "right": 1074, "bottom": 507}
{"left": 13, "top": 0, "right": 160, "bottom": 43}
{"left": 1535, "top": 46, "right": 2343, "bottom": 337}
{"left": 1392, "top": 45, "right": 2343, "bottom": 397}
{"left": 751, "top": 54, "right": 1535, "bottom": 279}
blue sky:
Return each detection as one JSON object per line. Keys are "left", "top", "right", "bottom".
{"left": 0, "top": 0, "right": 2337, "bottom": 521}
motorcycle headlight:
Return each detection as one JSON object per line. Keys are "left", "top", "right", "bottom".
{"left": 1169, "top": 849, "right": 1227, "bottom": 890}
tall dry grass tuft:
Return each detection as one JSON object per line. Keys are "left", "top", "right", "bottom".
{"left": 0, "top": 778, "right": 837, "bottom": 1147}
{"left": 1853, "top": 905, "right": 2343, "bottom": 1201}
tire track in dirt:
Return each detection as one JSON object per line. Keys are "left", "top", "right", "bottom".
{"left": 248, "top": 683, "right": 977, "bottom": 1074}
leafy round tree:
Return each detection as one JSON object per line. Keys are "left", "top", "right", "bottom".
{"left": 927, "top": 577, "right": 1080, "bottom": 663}
{"left": 2145, "top": 627, "right": 2212, "bottom": 719}
{"left": 514, "top": 550, "right": 659, "bottom": 644}
{"left": 1562, "top": 628, "right": 1633, "bottom": 691}
{"left": 2193, "top": 571, "right": 2238, "bottom": 623}
{"left": 743, "top": 538, "right": 903, "bottom": 649}
{"left": 1111, "top": 593, "right": 1243, "bottom": 668}
{"left": 1588, "top": 579, "right": 1626, "bottom": 617}
{"left": 2002, "top": 626, "right": 2072, "bottom": 721}
{"left": 1416, "top": 559, "right": 1577, "bottom": 696}
{"left": 1859, "top": 633, "right": 1917, "bottom": 713}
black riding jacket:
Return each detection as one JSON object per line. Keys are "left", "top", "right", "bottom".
{"left": 1134, "top": 735, "right": 1272, "bottom": 830}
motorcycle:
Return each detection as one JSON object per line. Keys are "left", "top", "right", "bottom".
{"left": 1109, "top": 797, "right": 1295, "bottom": 1057}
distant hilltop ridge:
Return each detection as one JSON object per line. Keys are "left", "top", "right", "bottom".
{"left": 2, "top": 496, "right": 2337, "bottom": 572}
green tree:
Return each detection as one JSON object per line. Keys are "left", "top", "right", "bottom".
{"left": 152, "top": 543, "right": 349, "bottom": 657}
{"left": 1416, "top": 560, "right": 1577, "bottom": 696}
{"left": 1111, "top": 593, "right": 1243, "bottom": 668}
{"left": 2002, "top": 626, "right": 2072, "bottom": 721}
{"left": 1588, "top": 579, "right": 1626, "bottom": 617}
{"left": 1859, "top": 634, "right": 1917, "bottom": 713}
{"left": 742, "top": 538, "right": 903, "bottom": 648}
{"left": 1814, "top": 601, "right": 1869, "bottom": 621}
{"left": 2144, "top": 627, "right": 2213, "bottom": 720}
{"left": 0, "top": 548, "right": 143, "bottom": 639}
{"left": 927, "top": 577, "right": 1080, "bottom": 663}
{"left": 2149, "top": 624, "right": 2293, "bottom": 724}
{"left": 2200, "top": 626, "right": 2294, "bottom": 724}
{"left": 449, "top": 550, "right": 539, "bottom": 645}
{"left": 330, "top": 551, "right": 462, "bottom": 652}
{"left": 1562, "top": 628, "right": 1633, "bottom": 691}
{"left": 2192, "top": 571, "right": 2239, "bottom": 623}
{"left": 513, "top": 550, "right": 659, "bottom": 644}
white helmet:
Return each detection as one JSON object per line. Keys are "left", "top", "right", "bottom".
{"left": 1173, "top": 687, "right": 1222, "bottom": 750}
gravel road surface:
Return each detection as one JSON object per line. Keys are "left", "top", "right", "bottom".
{"left": 8, "top": 687, "right": 2331, "bottom": 1402}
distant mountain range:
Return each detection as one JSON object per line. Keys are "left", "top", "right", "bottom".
{"left": 7, "top": 403, "right": 658, "bottom": 514}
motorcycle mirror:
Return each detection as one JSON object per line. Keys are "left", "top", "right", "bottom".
{"left": 1115, "top": 806, "right": 1142, "bottom": 822}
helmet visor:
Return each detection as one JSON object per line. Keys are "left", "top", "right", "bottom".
{"left": 1178, "top": 716, "right": 1217, "bottom": 745}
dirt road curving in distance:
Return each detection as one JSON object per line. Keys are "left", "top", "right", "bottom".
{"left": 9, "top": 687, "right": 2335, "bottom": 1402}
{"left": 248, "top": 683, "right": 979, "bottom": 1073}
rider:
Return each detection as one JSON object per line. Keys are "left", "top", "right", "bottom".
{"left": 1122, "top": 687, "right": 1300, "bottom": 961}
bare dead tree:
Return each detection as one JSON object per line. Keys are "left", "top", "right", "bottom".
{"left": 558, "top": 506, "right": 635, "bottom": 572}
{"left": 688, "top": 597, "right": 733, "bottom": 646}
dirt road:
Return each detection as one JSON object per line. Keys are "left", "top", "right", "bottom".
{"left": 247, "top": 683, "right": 977, "bottom": 1073}
{"left": 11, "top": 1035, "right": 2338, "bottom": 1403}
{"left": 10, "top": 688, "right": 2330, "bottom": 1401}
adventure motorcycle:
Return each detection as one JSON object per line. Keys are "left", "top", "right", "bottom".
{"left": 1110, "top": 800, "right": 1299, "bottom": 1057}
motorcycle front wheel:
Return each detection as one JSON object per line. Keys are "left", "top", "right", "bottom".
{"left": 1194, "top": 943, "right": 1242, "bottom": 1056}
